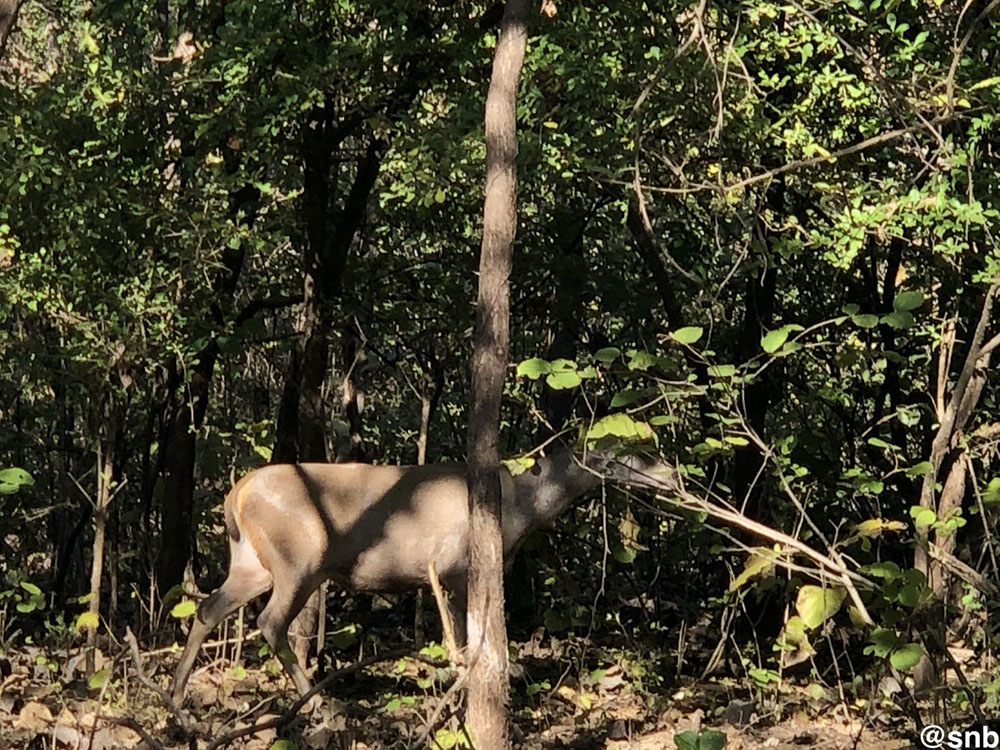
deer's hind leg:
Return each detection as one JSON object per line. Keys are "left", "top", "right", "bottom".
{"left": 256, "top": 571, "right": 325, "bottom": 698}
{"left": 172, "top": 536, "right": 272, "bottom": 703}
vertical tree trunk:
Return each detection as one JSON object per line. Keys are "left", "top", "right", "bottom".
{"left": 466, "top": 2, "right": 529, "bottom": 747}
{"left": 0, "top": 0, "right": 23, "bottom": 61}
{"left": 86, "top": 402, "right": 120, "bottom": 676}
{"left": 277, "top": 122, "right": 384, "bottom": 669}
{"left": 156, "top": 239, "right": 246, "bottom": 595}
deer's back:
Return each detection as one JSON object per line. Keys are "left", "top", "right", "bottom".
{"left": 232, "top": 462, "right": 477, "bottom": 592}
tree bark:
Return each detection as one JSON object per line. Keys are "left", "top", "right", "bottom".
{"left": 86, "top": 400, "right": 121, "bottom": 676}
{"left": 0, "top": 0, "right": 23, "bottom": 61}
{"left": 466, "top": 2, "right": 529, "bottom": 747}
{"left": 156, "top": 245, "right": 246, "bottom": 595}
{"left": 276, "top": 121, "right": 384, "bottom": 667}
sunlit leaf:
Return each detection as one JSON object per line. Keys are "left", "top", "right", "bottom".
{"left": 889, "top": 642, "right": 923, "bottom": 671}
{"left": 170, "top": 599, "right": 197, "bottom": 618}
{"left": 795, "top": 585, "right": 846, "bottom": 629}
{"left": 516, "top": 358, "right": 551, "bottom": 379}
{"left": 88, "top": 668, "right": 110, "bottom": 690}
{"left": 670, "top": 326, "right": 703, "bottom": 345}
{"left": 75, "top": 611, "right": 100, "bottom": 632}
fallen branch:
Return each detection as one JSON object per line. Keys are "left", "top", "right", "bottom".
{"left": 124, "top": 627, "right": 194, "bottom": 736}
{"left": 205, "top": 647, "right": 413, "bottom": 750}
{"left": 927, "top": 543, "right": 1000, "bottom": 599}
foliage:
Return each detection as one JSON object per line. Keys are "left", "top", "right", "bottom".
{"left": 2, "top": 0, "right": 1000, "bottom": 743}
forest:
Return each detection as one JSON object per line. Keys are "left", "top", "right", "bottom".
{"left": 2, "top": 0, "right": 1000, "bottom": 748}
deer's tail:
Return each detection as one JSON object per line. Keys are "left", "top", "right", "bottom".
{"left": 224, "top": 486, "right": 241, "bottom": 542}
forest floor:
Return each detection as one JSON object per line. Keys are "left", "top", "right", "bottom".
{"left": 0, "top": 629, "right": 925, "bottom": 750}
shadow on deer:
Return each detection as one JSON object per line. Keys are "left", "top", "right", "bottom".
{"left": 170, "top": 446, "right": 675, "bottom": 703}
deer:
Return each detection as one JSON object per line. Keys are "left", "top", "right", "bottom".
{"left": 170, "top": 445, "right": 676, "bottom": 703}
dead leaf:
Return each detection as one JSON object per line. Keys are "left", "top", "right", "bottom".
{"left": 18, "top": 700, "right": 53, "bottom": 731}
{"left": 52, "top": 723, "right": 83, "bottom": 747}
{"left": 109, "top": 724, "right": 142, "bottom": 747}
{"left": 596, "top": 664, "right": 625, "bottom": 692}
{"left": 79, "top": 711, "right": 98, "bottom": 729}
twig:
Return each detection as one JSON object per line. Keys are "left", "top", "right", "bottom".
{"left": 609, "top": 458, "right": 874, "bottom": 589}
{"left": 205, "top": 647, "right": 414, "bottom": 750}
{"left": 724, "top": 118, "right": 952, "bottom": 194}
{"left": 601, "top": 116, "right": 956, "bottom": 197}
{"left": 946, "top": 0, "right": 1000, "bottom": 111}
{"left": 410, "top": 640, "right": 481, "bottom": 750}
{"left": 95, "top": 715, "right": 168, "bottom": 750}
{"left": 142, "top": 629, "right": 262, "bottom": 657}
{"left": 124, "top": 627, "right": 194, "bottom": 735}
{"left": 427, "top": 560, "right": 463, "bottom": 666}
{"left": 927, "top": 543, "right": 1000, "bottom": 599}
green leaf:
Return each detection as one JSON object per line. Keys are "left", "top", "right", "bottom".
{"left": 627, "top": 350, "right": 662, "bottom": 371}
{"left": 761, "top": 328, "right": 790, "bottom": 353}
{"left": 88, "top": 668, "right": 110, "bottom": 690}
{"left": 889, "top": 643, "right": 923, "bottom": 671}
{"left": 269, "top": 741, "right": 299, "bottom": 750}
{"left": 329, "top": 623, "right": 359, "bottom": 649}
{"left": 516, "top": 358, "right": 551, "bottom": 379}
{"left": 699, "top": 729, "right": 727, "bottom": 750}
{"left": 0, "top": 468, "right": 34, "bottom": 489}
{"left": 760, "top": 324, "right": 803, "bottom": 354}
{"left": 779, "top": 615, "right": 807, "bottom": 647}
{"left": 170, "top": 599, "right": 197, "bottom": 618}
{"left": 795, "top": 585, "right": 846, "bottom": 629}
{"left": 706, "top": 364, "right": 736, "bottom": 378}
{"left": 593, "top": 347, "right": 620, "bottom": 363}
{"left": 868, "top": 627, "right": 898, "bottom": 658}
{"left": 610, "top": 389, "right": 644, "bottom": 407}
{"left": 911, "top": 508, "right": 936, "bottom": 530}
{"left": 546, "top": 371, "right": 582, "bottom": 390}
{"left": 75, "top": 611, "right": 100, "bottom": 632}
{"left": 970, "top": 76, "right": 1000, "bottom": 91}
{"left": 20, "top": 581, "right": 42, "bottom": 596}
{"left": 729, "top": 548, "right": 776, "bottom": 591}
{"left": 851, "top": 314, "right": 879, "bottom": 328}
{"left": 502, "top": 456, "right": 535, "bottom": 476}
{"left": 863, "top": 561, "right": 901, "bottom": 580}
{"left": 855, "top": 519, "right": 905, "bottom": 538}
{"left": 670, "top": 326, "right": 703, "bottom": 345}
{"left": 882, "top": 311, "right": 914, "bottom": 329}
{"left": 892, "top": 290, "right": 924, "bottom": 311}
{"left": 906, "top": 461, "right": 933, "bottom": 477}
{"left": 585, "top": 413, "right": 654, "bottom": 443}
{"left": 895, "top": 405, "right": 921, "bottom": 426}
{"left": 983, "top": 477, "right": 1000, "bottom": 504}
{"left": 674, "top": 731, "right": 700, "bottom": 750}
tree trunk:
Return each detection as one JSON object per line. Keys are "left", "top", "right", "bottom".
{"left": 466, "top": 1, "right": 529, "bottom": 746}
{"left": 86, "top": 402, "right": 121, "bottom": 676}
{"left": 0, "top": 0, "right": 23, "bottom": 61}
{"left": 156, "top": 245, "right": 245, "bottom": 595}
{"left": 277, "top": 121, "right": 384, "bottom": 669}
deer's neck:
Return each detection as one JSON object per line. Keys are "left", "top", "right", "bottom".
{"left": 512, "top": 448, "right": 601, "bottom": 531}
